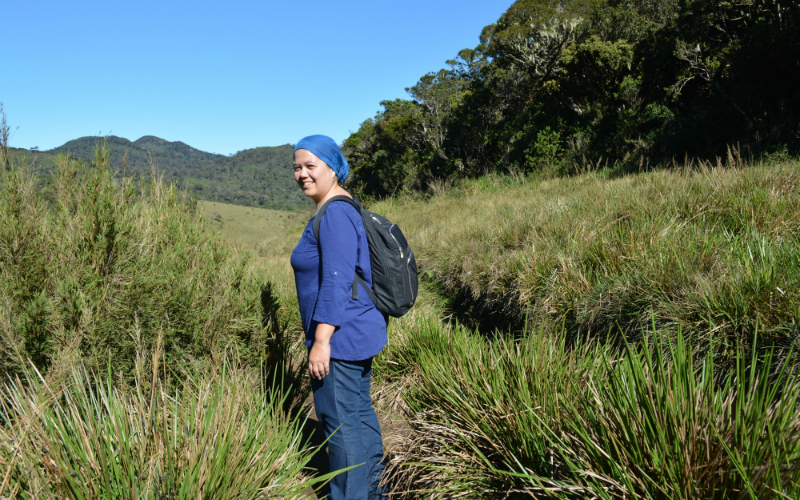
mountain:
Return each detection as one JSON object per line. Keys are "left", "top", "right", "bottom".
{"left": 8, "top": 136, "right": 311, "bottom": 211}
{"left": 180, "top": 145, "right": 312, "bottom": 211}
{"left": 50, "top": 135, "right": 223, "bottom": 175}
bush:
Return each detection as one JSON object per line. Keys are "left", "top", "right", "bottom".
{"left": 0, "top": 143, "right": 283, "bottom": 380}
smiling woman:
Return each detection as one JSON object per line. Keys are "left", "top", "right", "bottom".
{"left": 293, "top": 149, "right": 340, "bottom": 203}
{"left": 289, "top": 135, "right": 389, "bottom": 499}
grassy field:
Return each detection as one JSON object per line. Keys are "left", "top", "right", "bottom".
{"left": 226, "top": 156, "right": 800, "bottom": 498}
{"left": 179, "top": 156, "right": 800, "bottom": 498}
{"left": 3, "top": 131, "right": 799, "bottom": 498}
{"left": 198, "top": 200, "right": 304, "bottom": 254}
{"left": 372, "top": 155, "right": 800, "bottom": 367}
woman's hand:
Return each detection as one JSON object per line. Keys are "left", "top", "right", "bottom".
{"left": 309, "top": 323, "right": 335, "bottom": 380}
{"left": 309, "top": 340, "right": 331, "bottom": 380}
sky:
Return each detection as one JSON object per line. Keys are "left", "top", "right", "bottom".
{"left": 2, "top": 0, "right": 513, "bottom": 155}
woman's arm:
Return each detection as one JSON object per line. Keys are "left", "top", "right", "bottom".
{"left": 312, "top": 203, "right": 359, "bottom": 327}
{"left": 309, "top": 203, "right": 359, "bottom": 379}
{"left": 309, "top": 322, "right": 335, "bottom": 380}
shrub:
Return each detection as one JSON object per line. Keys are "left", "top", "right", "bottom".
{"left": 0, "top": 143, "right": 282, "bottom": 380}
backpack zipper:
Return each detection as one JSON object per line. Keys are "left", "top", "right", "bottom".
{"left": 388, "top": 224, "right": 403, "bottom": 258}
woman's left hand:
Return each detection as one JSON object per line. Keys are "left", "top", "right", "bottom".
{"left": 309, "top": 340, "right": 331, "bottom": 380}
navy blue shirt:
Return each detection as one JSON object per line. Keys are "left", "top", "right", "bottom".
{"left": 290, "top": 201, "right": 388, "bottom": 360}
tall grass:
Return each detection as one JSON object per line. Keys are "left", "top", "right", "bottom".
{"left": 198, "top": 153, "right": 800, "bottom": 498}
{"left": 561, "top": 327, "right": 800, "bottom": 499}
{"left": 0, "top": 124, "right": 323, "bottom": 497}
{"left": 371, "top": 155, "right": 800, "bottom": 366}
{"left": 0, "top": 349, "right": 332, "bottom": 498}
{"left": 382, "top": 317, "right": 800, "bottom": 498}
{"left": 0, "top": 140, "right": 288, "bottom": 380}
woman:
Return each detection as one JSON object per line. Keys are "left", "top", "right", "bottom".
{"left": 289, "top": 135, "right": 388, "bottom": 499}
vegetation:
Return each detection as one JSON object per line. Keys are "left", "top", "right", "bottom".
{"left": 379, "top": 315, "right": 800, "bottom": 499}
{"left": 0, "top": 145, "right": 283, "bottom": 379}
{"left": 343, "top": 0, "right": 800, "bottom": 198}
{"left": 0, "top": 111, "right": 329, "bottom": 497}
{"left": 0, "top": 354, "right": 331, "bottom": 499}
{"left": 9, "top": 136, "right": 311, "bottom": 211}
{"left": 4, "top": 5, "right": 800, "bottom": 486}
{"left": 361, "top": 157, "right": 800, "bottom": 498}
{"left": 241, "top": 153, "right": 800, "bottom": 497}
{"left": 199, "top": 200, "right": 302, "bottom": 254}
{"left": 182, "top": 145, "right": 311, "bottom": 211}
{"left": 370, "top": 155, "right": 800, "bottom": 368}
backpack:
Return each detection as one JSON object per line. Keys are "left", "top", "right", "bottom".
{"left": 313, "top": 195, "right": 418, "bottom": 317}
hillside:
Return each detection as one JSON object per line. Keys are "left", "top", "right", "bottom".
{"left": 50, "top": 135, "right": 223, "bottom": 175}
{"left": 9, "top": 136, "right": 312, "bottom": 211}
{"left": 198, "top": 200, "right": 306, "bottom": 254}
{"left": 371, "top": 157, "right": 800, "bottom": 365}
{"left": 182, "top": 145, "right": 312, "bottom": 211}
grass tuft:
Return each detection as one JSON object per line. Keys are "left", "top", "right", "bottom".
{"left": 372, "top": 158, "right": 800, "bottom": 368}
{"left": 0, "top": 349, "right": 331, "bottom": 499}
{"left": 381, "top": 317, "right": 800, "bottom": 498}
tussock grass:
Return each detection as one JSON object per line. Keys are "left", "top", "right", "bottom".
{"left": 562, "top": 328, "right": 800, "bottom": 499}
{"left": 372, "top": 157, "right": 800, "bottom": 365}
{"left": 382, "top": 319, "right": 800, "bottom": 499}
{"left": 0, "top": 349, "right": 330, "bottom": 499}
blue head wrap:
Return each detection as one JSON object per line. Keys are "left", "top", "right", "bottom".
{"left": 294, "top": 135, "right": 349, "bottom": 183}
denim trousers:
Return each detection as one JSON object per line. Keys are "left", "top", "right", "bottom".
{"left": 311, "top": 357, "right": 387, "bottom": 500}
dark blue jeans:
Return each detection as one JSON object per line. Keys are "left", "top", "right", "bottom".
{"left": 311, "top": 357, "right": 387, "bottom": 500}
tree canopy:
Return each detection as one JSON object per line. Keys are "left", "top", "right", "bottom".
{"left": 344, "top": 0, "right": 800, "bottom": 198}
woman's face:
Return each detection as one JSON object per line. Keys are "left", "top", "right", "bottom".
{"left": 293, "top": 149, "right": 338, "bottom": 203}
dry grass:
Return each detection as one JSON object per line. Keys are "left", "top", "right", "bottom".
{"left": 372, "top": 156, "right": 800, "bottom": 365}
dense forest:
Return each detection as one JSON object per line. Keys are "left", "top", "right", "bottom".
{"left": 343, "top": 0, "right": 800, "bottom": 197}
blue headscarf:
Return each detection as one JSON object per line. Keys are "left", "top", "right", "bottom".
{"left": 294, "top": 135, "right": 349, "bottom": 183}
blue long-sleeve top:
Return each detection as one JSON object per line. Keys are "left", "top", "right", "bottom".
{"left": 290, "top": 201, "right": 388, "bottom": 360}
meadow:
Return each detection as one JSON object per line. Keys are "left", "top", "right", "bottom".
{"left": 366, "top": 155, "right": 800, "bottom": 499}
{"left": 199, "top": 200, "right": 303, "bottom": 255}
{"left": 2, "top": 134, "right": 799, "bottom": 498}
{"left": 214, "top": 153, "right": 800, "bottom": 498}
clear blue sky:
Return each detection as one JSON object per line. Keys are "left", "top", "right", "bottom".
{"left": 2, "top": 0, "right": 513, "bottom": 155}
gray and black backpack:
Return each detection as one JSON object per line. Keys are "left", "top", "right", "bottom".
{"left": 313, "top": 195, "right": 418, "bottom": 317}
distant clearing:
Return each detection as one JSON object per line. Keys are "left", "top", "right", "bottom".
{"left": 198, "top": 200, "right": 301, "bottom": 253}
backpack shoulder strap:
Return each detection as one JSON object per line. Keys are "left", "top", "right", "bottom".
{"left": 312, "top": 195, "right": 361, "bottom": 240}
{"left": 311, "top": 195, "right": 375, "bottom": 303}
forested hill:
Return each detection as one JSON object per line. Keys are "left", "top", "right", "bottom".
{"left": 344, "top": 0, "right": 800, "bottom": 198}
{"left": 180, "top": 145, "right": 312, "bottom": 211}
{"left": 10, "top": 137, "right": 311, "bottom": 211}
{"left": 51, "top": 135, "right": 224, "bottom": 173}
